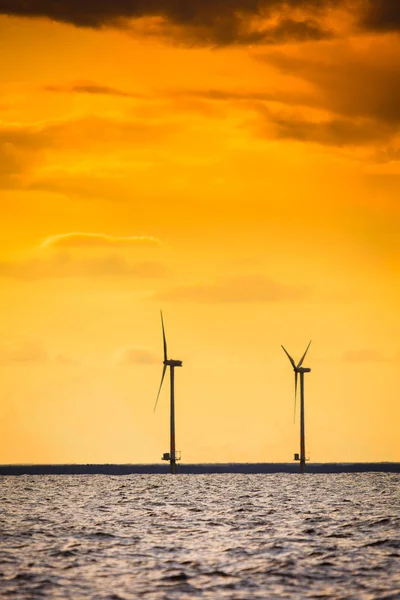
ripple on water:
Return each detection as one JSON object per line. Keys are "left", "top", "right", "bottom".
{"left": 0, "top": 473, "right": 399, "bottom": 599}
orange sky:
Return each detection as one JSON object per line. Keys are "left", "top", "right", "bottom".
{"left": 0, "top": 1, "right": 399, "bottom": 464}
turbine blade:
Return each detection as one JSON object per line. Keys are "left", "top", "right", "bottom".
{"left": 154, "top": 365, "right": 167, "bottom": 412}
{"left": 281, "top": 345, "right": 296, "bottom": 369}
{"left": 297, "top": 340, "right": 312, "bottom": 368}
{"left": 294, "top": 371, "right": 298, "bottom": 424}
{"left": 160, "top": 310, "right": 168, "bottom": 361}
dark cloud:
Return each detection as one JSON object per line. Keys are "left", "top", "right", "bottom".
{"left": 173, "top": 80, "right": 396, "bottom": 147}
{"left": 0, "top": 0, "right": 341, "bottom": 45}
{"left": 361, "top": 0, "right": 400, "bottom": 33}
{"left": 263, "top": 49, "right": 400, "bottom": 126}
{"left": 173, "top": 87, "right": 315, "bottom": 107}
{"left": 263, "top": 17, "right": 333, "bottom": 43}
{"left": 267, "top": 113, "right": 392, "bottom": 146}
{"left": 44, "top": 81, "right": 142, "bottom": 98}
{"left": 247, "top": 42, "right": 400, "bottom": 147}
{"left": 2, "top": 1, "right": 400, "bottom": 45}
{"left": 155, "top": 274, "right": 309, "bottom": 303}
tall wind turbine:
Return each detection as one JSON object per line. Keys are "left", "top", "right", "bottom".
{"left": 154, "top": 311, "right": 182, "bottom": 474}
{"left": 281, "top": 341, "right": 312, "bottom": 474}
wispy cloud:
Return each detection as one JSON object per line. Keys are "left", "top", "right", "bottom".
{"left": 0, "top": 339, "right": 48, "bottom": 365}
{"left": 0, "top": 115, "right": 179, "bottom": 190}
{"left": 41, "top": 232, "right": 161, "bottom": 249}
{"left": 0, "top": 115, "right": 174, "bottom": 149}
{"left": 0, "top": 255, "right": 167, "bottom": 280}
{"left": 54, "top": 353, "right": 82, "bottom": 366}
{"left": 0, "top": 339, "right": 81, "bottom": 366}
{"left": 342, "top": 349, "right": 388, "bottom": 363}
{"left": 117, "top": 347, "right": 159, "bottom": 365}
{"left": 155, "top": 274, "right": 309, "bottom": 303}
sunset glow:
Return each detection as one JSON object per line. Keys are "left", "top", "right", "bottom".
{"left": 0, "top": 1, "right": 399, "bottom": 464}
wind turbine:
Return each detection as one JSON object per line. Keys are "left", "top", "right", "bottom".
{"left": 281, "top": 341, "right": 312, "bottom": 474}
{"left": 154, "top": 311, "right": 182, "bottom": 474}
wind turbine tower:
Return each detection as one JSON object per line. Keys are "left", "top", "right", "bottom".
{"left": 154, "top": 311, "right": 182, "bottom": 474}
{"left": 281, "top": 341, "right": 312, "bottom": 474}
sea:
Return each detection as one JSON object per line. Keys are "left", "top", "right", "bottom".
{"left": 1, "top": 473, "right": 399, "bottom": 599}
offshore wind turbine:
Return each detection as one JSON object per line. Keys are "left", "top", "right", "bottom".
{"left": 153, "top": 311, "right": 182, "bottom": 474}
{"left": 281, "top": 341, "right": 312, "bottom": 474}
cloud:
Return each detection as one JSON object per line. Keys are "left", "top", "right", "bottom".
{"left": 172, "top": 87, "right": 315, "bottom": 107}
{"left": 155, "top": 274, "right": 309, "bottom": 303}
{"left": 145, "top": 14, "right": 334, "bottom": 47}
{"left": 342, "top": 349, "right": 387, "bottom": 363}
{"left": 0, "top": 1, "right": 344, "bottom": 46}
{"left": 0, "top": 142, "right": 29, "bottom": 189}
{"left": 2, "top": 1, "right": 400, "bottom": 46}
{"left": 373, "top": 146, "right": 400, "bottom": 164}
{"left": 265, "top": 113, "right": 392, "bottom": 146}
{"left": 0, "top": 339, "right": 48, "bottom": 365}
{"left": 43, "top": 81, "right": 143, "bottom": 98}
{"left": 117, "top": 347, "right": 159, "bottom": 365}
{"left": 260, "top": 17, "right": 333, "bottom": 44}
{"left": 0, "top": 115, "right": 177, "bottom": 152}
{"left": 54, "top": 353, "right": 82, "bottom": 366}
{"left": 0, "top": 255, "right": 167, "bottom": 280}
{"left": 0, "top": 115, "right": 178, "bottom": 190}
{"left": 248, "top": 39, "right": 400, "bottom": 147}
{"left": 41, "top": 232, "right": 161, "bottom": 249}
{"left": 263, "top": 44, "right": 400, "bottom": 126}
{"left": 0, "top": 120, "right": 55, "bottom": 189}
{"left": 175, "top": 86, "right": 395, "bottom": 147}
{"left": 0, "top": 339, "right": 82, "bottom": 366}
{"left": 168, "top": 33, "right": 400, "bottom": 149}
{"left": 361, "top": 0, "right": 400, "bottom": 34}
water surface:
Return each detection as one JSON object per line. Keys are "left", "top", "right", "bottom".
{"left": 1, "top": 474, "right": 399, "bottom": 598}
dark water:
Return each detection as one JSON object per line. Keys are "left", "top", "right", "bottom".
{"left": 0, "top": 474, "right": 399, "bottom": 599}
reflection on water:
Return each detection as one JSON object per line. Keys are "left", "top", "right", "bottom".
{"left": 1, "top": 474, "right": 399, "bottom": 598}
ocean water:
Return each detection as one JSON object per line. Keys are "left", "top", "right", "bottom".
{"left": 0, "top": 474, "right": 399, "bottom": 599}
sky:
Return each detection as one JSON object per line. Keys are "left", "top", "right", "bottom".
{"left": 0, "top": 0, "right": 399, "bottom": 464}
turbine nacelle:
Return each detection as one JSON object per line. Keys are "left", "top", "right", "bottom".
{"left": 164, "top": 359, "right": 183, "bottom": 367}
{"left": 295, "top": 367, "right": 311, "bottom": 373}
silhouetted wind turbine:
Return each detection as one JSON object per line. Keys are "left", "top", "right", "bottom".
{"left": 281, "top": 341, "right": 312, "bottom": 474}
{"left": 154, "top": 311, "right": 182, "bottom": 474}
